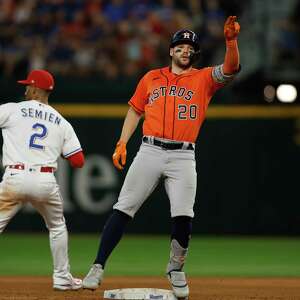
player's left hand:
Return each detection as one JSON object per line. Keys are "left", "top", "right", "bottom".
{"left": 224, "top": 16, "right": 240, "bottom": 41}
{"left": 112, "top": 140, "right": 127, "bottom": 170}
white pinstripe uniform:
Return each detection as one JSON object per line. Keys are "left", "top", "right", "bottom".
{"left": 0, "top": 99, "right": 82, "bottom": 286}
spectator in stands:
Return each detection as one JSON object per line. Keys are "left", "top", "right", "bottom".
{"left": 273, "top": 0, "right": 300, "bottom": 66}
{"left": 0, "top": 0, "right": 235, "bottom": 80}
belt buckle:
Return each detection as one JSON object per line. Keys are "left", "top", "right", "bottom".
{"left": 162, "top": 143, "right": 168, "bottom": 150}
{"left": 158, "top": 140, "right": 167, "bottom": 150}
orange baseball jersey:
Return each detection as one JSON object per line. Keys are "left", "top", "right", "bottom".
{"left": 129, "top": 66, "right": 224, "bottom": 143}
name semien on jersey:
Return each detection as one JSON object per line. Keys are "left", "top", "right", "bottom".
{"left": 21, "top": 107, "right": 61, "bottom": 125}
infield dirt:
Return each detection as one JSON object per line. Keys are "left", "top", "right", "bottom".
{"left": 1, "top": 276, "right": 300, "bottom": 300}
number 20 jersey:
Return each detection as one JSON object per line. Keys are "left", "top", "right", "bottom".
{"left": 129, "top": 66, "right": 224, "bottom": 143}
{"left": 0, "top": 100, "right": 82, "bottom": 169}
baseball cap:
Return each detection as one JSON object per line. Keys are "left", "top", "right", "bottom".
{"left": 17, "top": 69, "right": 55, "bottom": 91}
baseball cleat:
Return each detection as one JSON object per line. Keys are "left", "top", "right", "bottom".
{"left": 167, "top": 270, "right": 189, "bottom": 298}
{"left": 82, "top": 264, "right": 104, "bottom": 290}
{"left": 53, "top": 276, "right": 82, "bottom": 291}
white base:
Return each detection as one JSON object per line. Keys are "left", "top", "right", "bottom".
{"left": 103, "top": 288, "right": 178, "bottom": 300}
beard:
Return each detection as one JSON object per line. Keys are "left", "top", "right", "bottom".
{"left": 172, "top": 56, "right": 193, "bottom": 69}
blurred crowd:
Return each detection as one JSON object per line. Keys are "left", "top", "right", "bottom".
{"left": 0, "top": 0, "right": 245, "bottom": 80}
{"left": 273, "top": 0, "right": 300, "bottom": 69}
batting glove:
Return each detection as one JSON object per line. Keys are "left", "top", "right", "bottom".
{"left": 112, "top": 140, "right": 127, "bottom": 170}
{"left": 224, "top": 16, "right": 240, "bottom": 41}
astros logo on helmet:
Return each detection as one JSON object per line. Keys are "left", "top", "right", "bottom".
{"left": 170, "top": 29, "right": 200, "bottom": 52}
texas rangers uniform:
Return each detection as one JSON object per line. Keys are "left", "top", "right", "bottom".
{"left": 0, "top": 99, "right": 82, "bottom": 286}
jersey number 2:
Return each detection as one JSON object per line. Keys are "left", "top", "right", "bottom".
{"left": 29, "top": 123, "right": 48, "bottom": 150}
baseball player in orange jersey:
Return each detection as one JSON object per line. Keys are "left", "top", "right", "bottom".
{"left": 83, "top": 16, "right": 240, "bottom": 298}
{"left": 0, "top": 70, "right": 85, "bottom": 290}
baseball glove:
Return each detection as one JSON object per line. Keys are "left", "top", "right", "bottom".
{"left": 224, "top": 16, "right": 240, "bottom": 41}
{"left": 112, "top": 140, "right": 127, "bottom": 170}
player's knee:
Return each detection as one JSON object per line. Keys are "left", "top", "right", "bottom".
{"left": 170, "top": 205, "right": 194, "bottom": 218}
{"left": 48, "top": 222, "right": 67, "bottom": 239}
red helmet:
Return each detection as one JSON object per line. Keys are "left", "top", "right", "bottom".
{"left": 18, "top": 69, "right": 55, "bottom": 91}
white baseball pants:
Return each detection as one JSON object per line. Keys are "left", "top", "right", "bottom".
{"left": 114, "top": 143, "right": 197, "bottom": 218}
{"left": 0, "top": 166, "right": 72, "bottom": 285}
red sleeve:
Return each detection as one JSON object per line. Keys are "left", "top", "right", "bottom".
{"left": 67, "top": 151, "right": 85, "bottom": 168}
{"left": 223, "top": 39, "right": 240, "bottom": 74}
{"left": 128, "top": 73, "right": 149, "bottom": 114}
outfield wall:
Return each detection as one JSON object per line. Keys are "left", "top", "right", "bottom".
{"left": 2, "top": 104, "right": 300, "bottom": 235}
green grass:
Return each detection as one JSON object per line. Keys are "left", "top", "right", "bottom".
{"left": 1, "top": 234, "right": 300, "bottom": 277}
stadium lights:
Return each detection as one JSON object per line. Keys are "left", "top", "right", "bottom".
{"left": 263, "top": 85, "right": 276, "bottom": 102}
{"left": 276, "top": 84, "right": 297, "bottom": 103}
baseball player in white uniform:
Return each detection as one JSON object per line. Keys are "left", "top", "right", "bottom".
{"left": 0, "top": 69, "right": 85, "bottom": 290}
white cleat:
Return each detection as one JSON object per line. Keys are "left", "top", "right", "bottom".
{"left": 53, "top": 275, "right": 82, "bottom": 291}
{"left": 83, "top": 264, "right": 104, "bottom": 290}
{"left": 167, "top": 271, "right": 189, "bottom": 299}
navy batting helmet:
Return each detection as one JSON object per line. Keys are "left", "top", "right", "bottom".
{"left": 170, "top": 29, "right": 200, "bottom": 52}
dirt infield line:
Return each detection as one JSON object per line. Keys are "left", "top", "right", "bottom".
{"left": 1, "top": 276, "right": 300, "bottom": 300}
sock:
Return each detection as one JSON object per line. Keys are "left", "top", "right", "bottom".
{"left": 171, "top": 216, "right": 192, "bottom": 248}
{"left": 166, "top": 216, "right": 192, "bottom": 273}
{"left": 94, "top": 209, "right": 132, "bottom": 268}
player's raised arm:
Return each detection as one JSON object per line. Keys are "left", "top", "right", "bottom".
{"left": 210, "top": 16, "right": 240, "bottom": 86}
{"left": 223, "top": 16, "right": 240, "bottom": 75}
